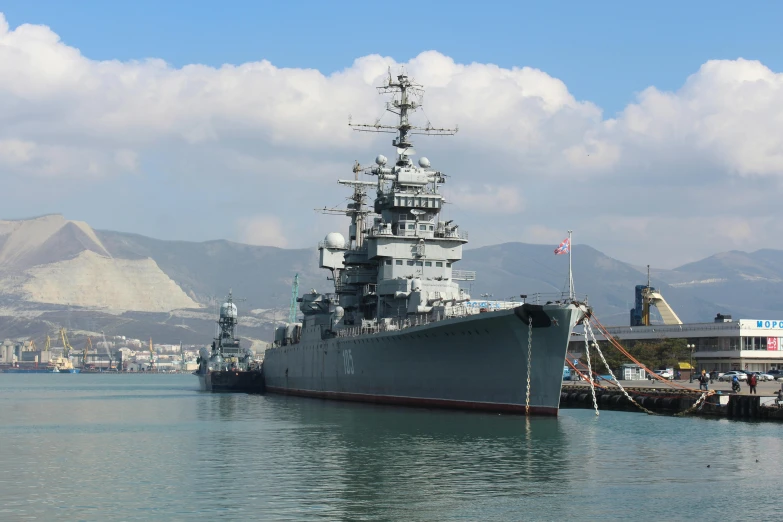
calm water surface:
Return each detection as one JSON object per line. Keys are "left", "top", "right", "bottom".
{"left": 1, "top": 374, "right": 781, "bottom": 521}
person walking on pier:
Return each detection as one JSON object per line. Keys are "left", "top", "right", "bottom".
{"left": 698, "top": 370, "right": 709, "bottom": 391}
{"left": 748, "top": 372, "right": 758, "bottom": 394}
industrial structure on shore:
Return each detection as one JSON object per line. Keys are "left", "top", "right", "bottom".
{"left": 574, "top": 314, "right": 783, "bottom": 374}
{"left": 0, "top": 330, "right": 203, "bottom": 373}
{"left": 566, "top": 272, "right": 783, "bottom": 374}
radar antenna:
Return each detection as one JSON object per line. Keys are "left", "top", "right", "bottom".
{"left": 316, "top": 162, "right": 375, "bottom": 249}
{"left": 349, "top": 70, "right": 457, "bottom": 156}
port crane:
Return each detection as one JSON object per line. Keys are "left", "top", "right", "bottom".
{"left": 83, "top": 337, "right": 92, "bottom": 369}
{"left": 60, "top": 328, "right": 74, "bottom": 358}
{"left": 27, "top": 339, "right": 38, "bottom": 367}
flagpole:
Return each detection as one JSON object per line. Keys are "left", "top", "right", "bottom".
{"left": 568, "top": 229, "right": 574, "bottom": 300}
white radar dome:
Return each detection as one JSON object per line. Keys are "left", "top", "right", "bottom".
{"left": 324, "top": 232, "right": 346, "bottom": 249}
{"left": 375, "top": 154, "right": 388, "bottom": 166}
{"left": 220, "top": 302, "right": 238, "bottom": 319}
{"left": 418, "top": 157, "right": 431, "bottom": 168}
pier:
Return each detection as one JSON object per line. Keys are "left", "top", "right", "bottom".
{"left": 561, "top": 380, "right": 783, "bottom": 420}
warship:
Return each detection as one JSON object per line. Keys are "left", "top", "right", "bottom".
{"left": 195, "top": 291, "right": 264, "bottom": 393}
{"left": 263, "top": 72, "right": 589, "bottom": 415}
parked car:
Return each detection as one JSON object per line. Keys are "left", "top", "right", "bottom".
{"left": 768, "top": 369, "right": 783, "bottom": 381}
{"left": 649, "top": 369, "right": 673, "bottom": 380}
{"left": 749, "top": 371, "right": 774, "bottom": 382}
{"left": 718, "top": 371, "right": 748, "bottom": 382}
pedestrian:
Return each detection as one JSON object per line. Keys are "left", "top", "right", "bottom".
{"left": 698, "top": 370, "right": 709, "bottom": 391}
{"left": 748, "top": 372, "right": 758, "bottom": 395}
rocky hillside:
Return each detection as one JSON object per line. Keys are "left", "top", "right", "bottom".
{"left": 656, "top": 250, "right": 783, "bottom": 319}
{"left": 94, "top": 229, "right": 324, "bottom": 310}
{"left": 0, "top": 215, "right": 199, "bottom": 312}
{"left": 1, "top": 214, "right": 780, "bottom": 345}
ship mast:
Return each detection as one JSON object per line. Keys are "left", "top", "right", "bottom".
{"left": 349, "top": 70, "right": 458, "bottom": 162}
{"left": 317, "top": 165, "right": 374, "bottom": 250}
{"left": 331, "top": 71, "right": 458, "bottom": 251}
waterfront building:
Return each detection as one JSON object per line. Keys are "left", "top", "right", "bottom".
{"left": 570, "top": 315, "right": 783, "bottom": 373}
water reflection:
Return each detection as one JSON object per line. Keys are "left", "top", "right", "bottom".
{"left": 198, "top": 395, "right": 573, "bottom": 521}
{"left": 4, "top": 376, "right": 783, "bottom": 521}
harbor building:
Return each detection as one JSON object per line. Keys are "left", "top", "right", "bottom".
{"left": 571, "top": 314, "right": 783, "bottom": 373}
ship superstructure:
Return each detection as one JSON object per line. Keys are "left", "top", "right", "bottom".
{"left": 264, "top": 72, "right": 588, "bottom": 415}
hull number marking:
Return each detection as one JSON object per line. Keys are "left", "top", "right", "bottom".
{"left": 343, "top": 349, "right": 354, "bottom": 375}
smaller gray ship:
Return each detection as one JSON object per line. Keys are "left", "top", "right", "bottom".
{"left": 195, "top": 291, "right": 264, "bottom": 393}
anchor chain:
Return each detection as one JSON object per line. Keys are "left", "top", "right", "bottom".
{"left": 585, "top": 321, "right": 658, "bottom": 416}
{"left": 674, "top": 390, "right": 713, "bottom": 416}
{"left": 525, "top": 315, "right": 532, "bottom": 415}
{"left": 583, "top": 322, "right": 600, "bottom": 416}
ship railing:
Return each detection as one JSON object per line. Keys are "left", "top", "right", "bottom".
{"left": 451, "top": 270, "right": 476, "bottom": 281}
{"left": 367, "top": 225, "right": 394, "bottom": 237}
{"left": 332, "top": 294, "right": 590, "bottom": 340}
{"left": 516, "top": 292, "right": 589, "bottom": 305}
{"left": 434, "top": 229, "right": 468, "bottom": 240}
{"left": 335, "top": 315, "right": 436, "bottom": 338}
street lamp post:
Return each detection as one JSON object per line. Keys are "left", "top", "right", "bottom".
{"left": 687, "top": 343, "right": 695, "bottom": 382}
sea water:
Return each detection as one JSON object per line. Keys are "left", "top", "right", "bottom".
{"left": 0, "top": 374, "right": 780, "bottom": 521}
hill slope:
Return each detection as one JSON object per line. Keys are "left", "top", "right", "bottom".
{"left": 460, "top": 243, "right": 718, "bottom": 324}
{"left": 95, "top": 230, "right": 326, "bottom": 310}
{"left": 0, "top": 215, "right": 198, "bottom": 312}
{"left": 655, "top": 249, "right": 783, "bottom": 319}
{"left": 2, "top": 214, "right": 782, "bottom": 344}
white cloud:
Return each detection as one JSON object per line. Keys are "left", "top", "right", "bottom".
{"left": 0, "top": 139, "right": 34, "bottom": 165}
{"left": 449, "top": 185, "right": 524, "bottom": 214}
{"left": 520, "top": 225, "right": 568, "bottom": 245}
{"left": 575, "top": 58, "right": 783, "bottom": 178}
{"left": 1, "top": 13, "right": 783, "bottom": 267}
{"left": 236, "top": 215, "right": 288, "bottom": 248}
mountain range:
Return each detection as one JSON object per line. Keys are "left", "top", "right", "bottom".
{"left": 0, "top": 214, "right": 779, "bottom": 347}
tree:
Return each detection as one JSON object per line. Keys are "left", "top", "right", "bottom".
{"left": 581, "top": 338, "right": 690, "bottom": 375}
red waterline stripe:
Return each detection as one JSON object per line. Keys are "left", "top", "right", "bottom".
{"left": 266, "top": 386, "right": 559, "bottom": 416}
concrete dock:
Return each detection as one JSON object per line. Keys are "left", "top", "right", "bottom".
{"left": 561, "top": 379, "right": 783, "bottom": 420}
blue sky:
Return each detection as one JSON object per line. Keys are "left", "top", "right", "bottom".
{"left": 0, "top": 2, "right": 782, "bottom": 267}
{"left": 4, "top": 0, "right": 781, "bottom": 116}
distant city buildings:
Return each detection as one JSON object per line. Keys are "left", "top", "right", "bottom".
{"left": 0, "top": 336, "right": 208, "bottom": 371}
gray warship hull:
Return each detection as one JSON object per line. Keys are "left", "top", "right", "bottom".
{"left": 196, "top": 369, "right": 265, "bottom": 393}
{"left": 263, "top": 304, "right": 581, "bottom": 416}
